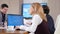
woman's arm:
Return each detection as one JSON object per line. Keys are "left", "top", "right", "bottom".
{"left": 25, "top": 15, "right": 42, "bottom": 32}
{"left": 24, "top": 19, "right": 32, "bottom": 26}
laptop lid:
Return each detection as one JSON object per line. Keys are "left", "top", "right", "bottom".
{"left": 7, "top": 14, "right": 23, "bottom": 26}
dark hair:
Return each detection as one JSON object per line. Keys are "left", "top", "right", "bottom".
{"left": 42, "top": 5, "right": 49, "bottom": 14}
{"left": 1, "top": 4, "right": 8, "bottom": 9}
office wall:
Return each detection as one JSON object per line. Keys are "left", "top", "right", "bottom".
{"left": 23, "top": 0, "right": 60, "bottom": 23}
{"left": 0, "top": 0, "right": 23, "bottom": 15}
{"left": 23, "top": 0, "right": 48, "bottom": 3}
{"left": 48, "top": 0, "right": 60, "bottom": 23}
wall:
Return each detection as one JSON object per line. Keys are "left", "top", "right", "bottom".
{"left": 48, "top": 0, "right": 60, "bottom": 23}
{"left": 0, "top": 0, "right": 23, "bottom": 15}
{"left": 23, "top": 0, "right": 48, "bottom": 3}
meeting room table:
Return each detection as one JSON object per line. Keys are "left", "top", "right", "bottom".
{"left": 0, "top": 29, "right": 28, "bottom": 34}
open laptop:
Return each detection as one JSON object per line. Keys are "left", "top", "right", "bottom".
{"left": 7, "top": 14, "right": 24, "bottom": 31}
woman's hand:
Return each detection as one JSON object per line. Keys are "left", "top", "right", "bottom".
{"left": 15, "top": 26, "right": 20, "bottom": 29}
{"left": 26, "top": 22, "right": 32, "bottom": 25}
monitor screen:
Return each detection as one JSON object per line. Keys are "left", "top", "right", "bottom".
{"left": 23, "top": 4, "right": 32, "bottom": 18}
{"left": 23, "top": 3, "right": 47, "bottom": 18}
{"left": 7, "top": 14, "right": 23, "bottom": 26}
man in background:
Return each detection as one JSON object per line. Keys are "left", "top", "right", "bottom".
{"left": 42, "top": 5, "right": 55, "bottom": 34}
{"left": 0, "top": 4, "right": 8, "bottom": 27}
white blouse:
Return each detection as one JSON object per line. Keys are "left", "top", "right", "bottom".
{"left": 20, "top": 14, "right": 42, "bottom": 34}
{"left": 55, "top": 15, "right": 60, "bottom": 28}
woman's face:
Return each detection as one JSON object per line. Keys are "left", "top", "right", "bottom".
{"left": 29, "top": 7, "right": 34, "bottom": 15}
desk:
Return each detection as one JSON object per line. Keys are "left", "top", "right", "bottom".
{"left": 0, "top": 29, "right": 28, "bottom": 34}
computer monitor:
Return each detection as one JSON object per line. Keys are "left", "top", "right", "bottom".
{"left": 23, "top": 4, "right": 32, "bottom": 19}
{"left": 7, "top": 14, "right": 23, "bottom": 26}
{"left": 23, "top": 3, "right": 47, "bottom": 18}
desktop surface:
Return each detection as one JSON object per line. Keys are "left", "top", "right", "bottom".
{"left": 0, "top": 29, "right": 28, "bottom": 34}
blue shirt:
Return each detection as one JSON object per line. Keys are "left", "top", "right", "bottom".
{"left": 46, "top": 14, "right": 55, "bottom": 34}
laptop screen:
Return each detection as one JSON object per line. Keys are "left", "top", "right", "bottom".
{"left": 7, "top": 14, "right": 23, "bottom": 26}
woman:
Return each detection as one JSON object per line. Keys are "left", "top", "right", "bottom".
{"left": 20, "top": 2, "right": 50, "bottom": 34}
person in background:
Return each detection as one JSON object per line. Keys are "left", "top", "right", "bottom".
{"left": 55, "top": 15, "right": 60, "bottom": 28}
{"left": 54, "top": 15, "right": 60, "bottom": 34}
{"left": 42, "top": 5, "right": 55, "bottom": 34}
{"left": 0, "top": 4, "right": 8, "bottom": 27}
{"left": 20, "top": 3, "right": 50, "bottom": 34}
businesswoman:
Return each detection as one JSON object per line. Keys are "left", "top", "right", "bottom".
{"left": 20, "top": 2, "right": 50, "bottom": 34}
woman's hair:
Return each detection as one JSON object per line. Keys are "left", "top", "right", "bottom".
{"left": 31, "top": 2, "right": 47, "bottom": 22}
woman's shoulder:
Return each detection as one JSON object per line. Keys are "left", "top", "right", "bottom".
{"left": 58, "top": 15, "right": 60, "bottom": 17}
{"left": 56, "top": 15, "right": 60, "bottom": 20}
{"left": 33, "top": 14, "right": 42, "bottom": 22}
{"left": 33, "top": 14, "right": 40, "bottom": 18}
